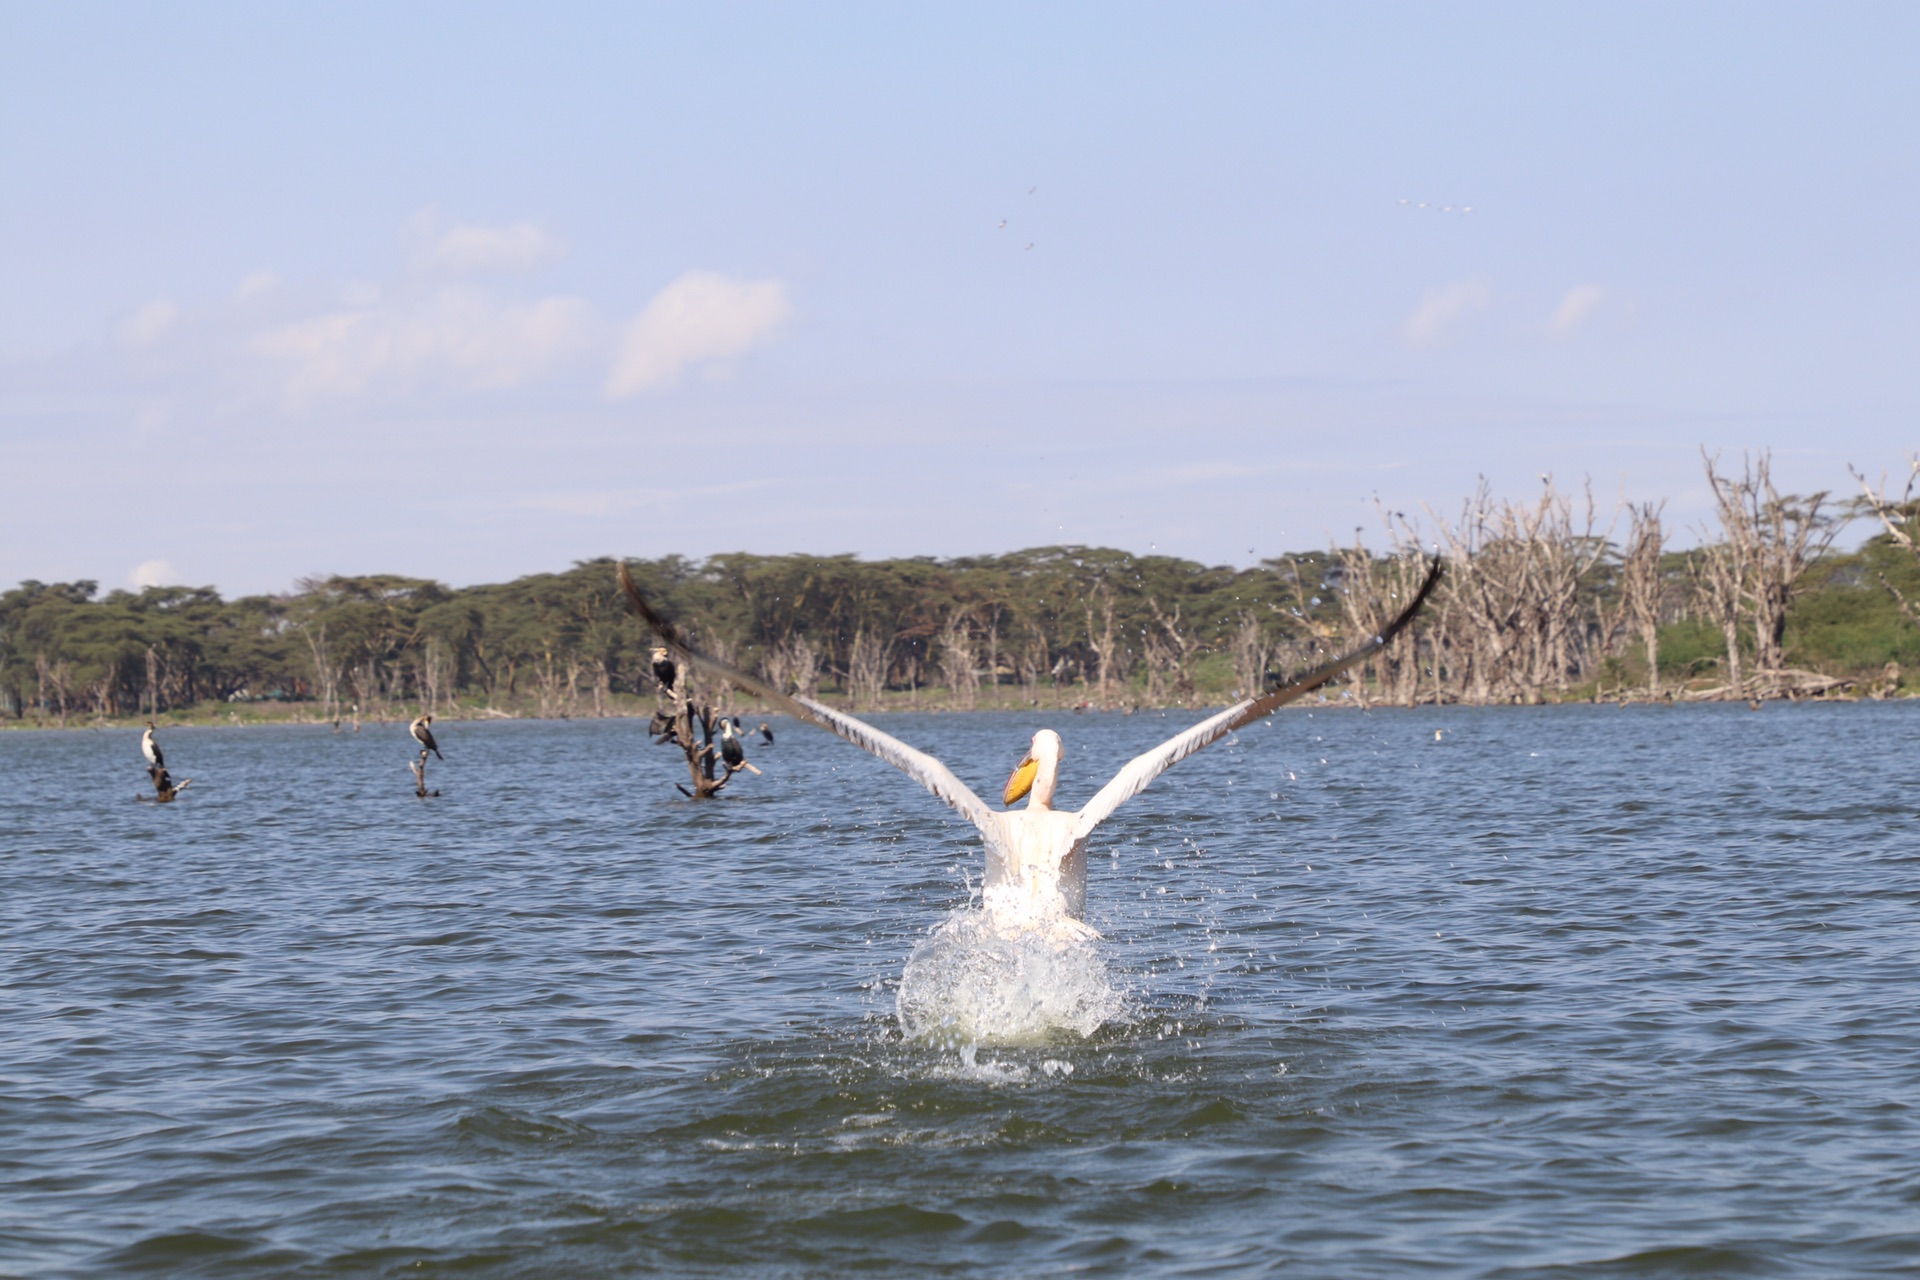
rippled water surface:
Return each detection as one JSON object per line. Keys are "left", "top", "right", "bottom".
{"left": 5, "top": 704, "right": 1920, "bottom": 1277}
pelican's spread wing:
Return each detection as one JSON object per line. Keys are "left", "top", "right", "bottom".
{"left": 1071, "top": 556, "right": 1444, "bottom": 840}
{"left": 618, "top": 564, "right": 998, "bottom": 833}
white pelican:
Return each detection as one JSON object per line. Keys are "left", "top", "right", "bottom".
{"left": 618, "top": 559, "right": 1441, "bottom": 927}
{"left": 142, "top": 721, "right": 164, "bottom": 769}
{"left": 410, "top": 714, "right": 443, "bottom": 760}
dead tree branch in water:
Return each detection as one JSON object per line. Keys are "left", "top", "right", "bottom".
{"left": 139, "top": 765, "right": 192, "bottom": 803}
{"left": 636, "top": 627, "right": 756, "bottom": 799}
{"left": 409, "top": 750, "right": 439, "bottom": 798}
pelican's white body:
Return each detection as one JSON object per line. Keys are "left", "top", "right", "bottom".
{"left": 975, "top": 728, "right": 1096, "bottom": 936}
{"left": 981, "top": 807, "right": 1088, "bottom": 924}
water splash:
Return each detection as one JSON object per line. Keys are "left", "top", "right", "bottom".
{"left": 896, "top": 907, "right": 1125, "bottom": 1047}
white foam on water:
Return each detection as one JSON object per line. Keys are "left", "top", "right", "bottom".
{"left": 895, "top": 906, "right": 1125, "bottom": 1048}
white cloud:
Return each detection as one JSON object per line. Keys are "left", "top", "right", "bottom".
{"left": 417, "top": 221, "right": 566, "bottom": 276}
{"left": 606, "top": 271, "right": 793, "bottom": 398}
{"left": 235, "top": 271, "right": 279, "bottom": 301}
{"left": 1404, "top": 279, "right": 1491, "bottom": 348}
{"left": 251, "top": 287, "right": 595, "bottom": 406}
{"left": 1550, "top": 284, "right": 1607, "bottom": 338}
{"left": 121, "top": 299, "right": 179, "bottom": 348}
{"left": 129, "top": 559, "right": 177, "bottom": 588}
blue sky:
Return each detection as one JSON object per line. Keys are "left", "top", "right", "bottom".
{"left": 3, "top": 2, "right": 1914, "bottom": 596}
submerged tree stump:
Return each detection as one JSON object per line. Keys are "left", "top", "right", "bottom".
{"left": 409, "top": 750, "right": 440, "bottom": 798}
{"left": 139, "top": 765, "right": 192, "bottom": 803}
{"left": 647, "top": 647, "right": 756, "bottom": 798}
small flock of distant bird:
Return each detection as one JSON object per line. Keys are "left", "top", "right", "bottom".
{"left": 134, "top": 697, "right": 773, "bottom": 802}
{"left": 1398, "top": 198, "right": 1474, "bottom": 214}
{"left": 648, "top": 644, "right": 773, "bottom": 763}
{"left": 996, "top": 184, "right": 1039, "bottom": 250}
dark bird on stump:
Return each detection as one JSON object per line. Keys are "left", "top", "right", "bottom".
{"left": 719, "top": 717, "right": 746, "bottom": 771}
{"left": 142, "top": 721, "right": 164, "bottom": 769}
{"left": 652, "top": 646, "right": 679, "bottom": 692}
{"left": 759, "top": 722, "right": 774, "bottom": 745}
{"left": 410, "top": 714, "right": 443, "bottom": 759}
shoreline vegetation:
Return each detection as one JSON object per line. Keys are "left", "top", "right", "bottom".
{"left": 6, "top": 453, "right": 1919, "bottom": 731}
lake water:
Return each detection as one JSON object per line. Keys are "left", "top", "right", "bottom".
{"left": 3, "top": 703, "right": 1918, "bottom": 1277}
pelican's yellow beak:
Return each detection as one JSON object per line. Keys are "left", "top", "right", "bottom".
{"left": 1003, "top": 754, "right": 1038, "bottom": 806}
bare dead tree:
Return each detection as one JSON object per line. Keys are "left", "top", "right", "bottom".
{"left": 1614, "top": 500, "right": 1668, "bottom": 697}
{"left": 1851, "top": 453, "right": 1920, "bottom": 630}
{"left": 39, "top": 655, "right": 72, "bottom": 727}
{"left": 936, "top": 613, "right": 980, "bottom": 709}
{"left": 847, "top": 627, "right": 892, "bottom": 711}
{"left": 1018, "top": 633, "right": 1046, "bottom": 705}
{"left": 298, "top": 621, "right": 342, "bottom": 726}
{"left": 416, "top": 638, "right": 451, "bottom": 719}
{"left": 762, "top": 634, "right": 822, "bottom": 700}
{"left": 1083, "top": 584, "right": 1128, "bottom": 708}
{"left": 1693, "top": 536, "right": 1748, "bottom": 694}
{"left": 533, "top": 651, "right": 563, "bottom": 718}
{"left": 1704, "top": 449, "right": 1838, "bottom": 682}
{"left": 980, "top": 604, "right": 1003, "bottom": 702}
{"left": 1335, "top": 526, "right": 1435, "bottom": 706}
{"left": 591, "top": 656, "right": 612, "bottom": 717}
{"left": 347, "top": 661, "right": 382, "bottom": 731}
{"left": 1427, "top": 477, "right": 1609, "bottom": 703}
{"left": 1142, "top": 598, "right": 1197, "bottom": 706}
{"left": 1229, "top": 613, "right": 1274, "bottom": 699}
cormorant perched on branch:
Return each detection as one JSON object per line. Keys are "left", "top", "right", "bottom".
{"left": 651, "top": 646, "right": 678, "bottom": 692}
{"left": 719, "top": 717, "right": 746, "bottom": 771}
{"left": 410, "top": 714, "right": 443, "bottom": 760}
{"left": 142, "top": 721, "right": 164, "bottom": 769}
{"left": 759, "top": 722, "right": 774, "bottom": 746}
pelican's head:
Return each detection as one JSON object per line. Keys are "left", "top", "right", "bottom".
{"left": 1003, "top": 728, "right": 1064, "bottom": 809}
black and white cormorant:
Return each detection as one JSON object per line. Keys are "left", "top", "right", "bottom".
{"left": 718, "top": 717, "right": 746, "bottom": 771}
{"left": 651, "top": 646, "right": 678, "bottom": 692}
{"left": 410, "top": 714, "right": 443, "bottom": 759}
{"left": 142, "top": 721, "right": 164, "bottom": 769}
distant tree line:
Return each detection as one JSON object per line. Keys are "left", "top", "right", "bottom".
{"left": 4, "top": 451, "right": 1918, "bottom": 725}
